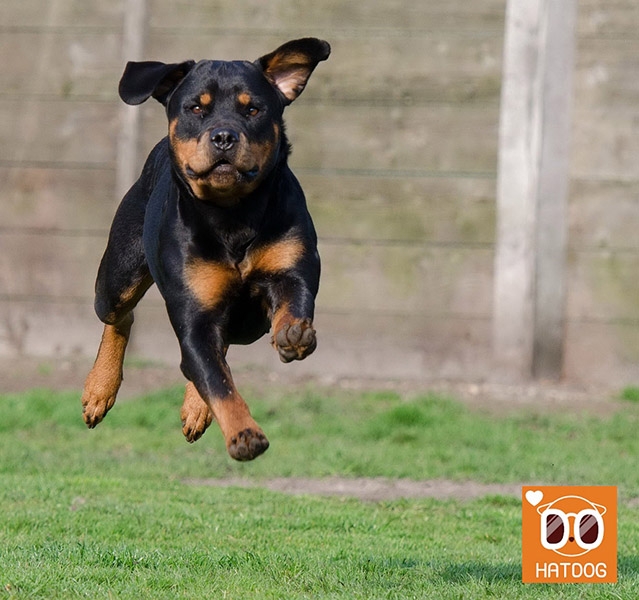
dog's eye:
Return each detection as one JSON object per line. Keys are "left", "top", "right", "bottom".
{"left": 190, "top": 105, "right": 203, "bottom": 116}
{"left": 246, "top": 106, "right": 260, "bottom": 117}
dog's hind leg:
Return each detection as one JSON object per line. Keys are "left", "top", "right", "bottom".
{"left": 82, "top": 271, "right": 153, "bottom": 428}
{"left": 82, "top": 313, "right": 134, "bottom": 428}
{"left": 180, "top": 381, "right": 214, "bottom": 443}
{"left": 82, "top": 180, "right": 153, "bottom": 428}
{"left": 82, "top": 269, "right": 153, "bottom": 427}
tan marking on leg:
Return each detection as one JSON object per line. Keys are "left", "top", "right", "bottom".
{"left": 271, "top": 302, "right": 292, "bottom": 334}
{"left": 240, "top": 237, "right": 304, "bottom": 276}
{"left": 189, "top": 367, "right": 268, "bottom": 461}
{"left": 81, "top": 315, "right": 133, "bottom": 427}
{"left": 207, "top": 387, "right": 269, "bottom": 461}
{"left": 105, "top": 273, "right": 153, "bottom": 323}
{"left": 119, "top": 272, "right": 153, "bottom": 305}
{"left": 180, "top": 382, "right": 214, "bottom": 443}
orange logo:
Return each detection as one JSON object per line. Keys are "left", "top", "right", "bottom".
{"left": 522, "top": 486, "right": 617, "bottom": 583}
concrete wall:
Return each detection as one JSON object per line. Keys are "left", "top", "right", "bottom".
{"left": 0, "top": 0, "right": 637, "bottom": 386}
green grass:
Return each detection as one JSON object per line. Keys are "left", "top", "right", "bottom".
{"left": 1, "top": 385, "right": 639, "bottom": 598}
{"left": 621, "top": 385, "right": 639, "bottom": 403}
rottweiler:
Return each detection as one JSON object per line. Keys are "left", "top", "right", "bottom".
{"left": 81, "top": 38, "right": 330, "bottom": 461}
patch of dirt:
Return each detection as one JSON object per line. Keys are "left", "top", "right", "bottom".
{"left": 1, "top": 357, "right": 620, "bottom": 416}
{"left": 0, "top": 357, "right": 184, "bottom": 398}
{"left": 183, "top": 477, "right": 522, "bottom": 502}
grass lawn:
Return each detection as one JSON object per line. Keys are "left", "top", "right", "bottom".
{"left": 1, "top": 382, "right": 639, "bottom": 598}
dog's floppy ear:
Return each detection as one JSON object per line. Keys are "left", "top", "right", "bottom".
{"left": 256, "top": 38, "right": 330, "bottom": 105}
{"left": 118, "top": 60, "right": 196, "bottom": 106}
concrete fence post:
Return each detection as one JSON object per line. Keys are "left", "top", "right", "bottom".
{"left": 493, "top": 0, "right": 577, "bottom": 380}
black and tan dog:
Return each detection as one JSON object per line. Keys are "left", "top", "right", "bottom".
{"left": 81, "top": 38, "right": 330, "bottom": 461}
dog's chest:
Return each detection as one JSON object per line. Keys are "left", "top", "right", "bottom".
{"left": 184, "top": 236, "right": 303, "bottom": 311}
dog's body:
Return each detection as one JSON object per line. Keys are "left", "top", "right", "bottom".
{"left": 81, "top": 38, "right": 330, "bottom": 461}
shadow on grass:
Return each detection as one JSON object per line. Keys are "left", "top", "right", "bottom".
{"left": 436, "top": 560, "right": 521, "bottom": 583}
{"left": 619, "top": 555, "right": 639, "bottom": 578}
{"left": 436, "top": 556, "right": 639, "bottom": 585}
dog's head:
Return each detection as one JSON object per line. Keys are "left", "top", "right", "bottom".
{"left": 119, "top": 38, "right": 330, "bottom": 206}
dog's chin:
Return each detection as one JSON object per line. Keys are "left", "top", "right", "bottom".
{"left": 208, "top": 161, "right": 241, "bottom": 184}
{"left": 186, "top": 162, "right": 260, "bottom": 205}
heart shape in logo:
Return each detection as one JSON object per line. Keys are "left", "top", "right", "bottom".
{"left": 525, "top": 490, "right": 543, "bottom": 506}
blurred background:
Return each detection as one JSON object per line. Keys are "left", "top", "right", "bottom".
{"left": 0, "top": 0, "right": 637, "bottom": 388}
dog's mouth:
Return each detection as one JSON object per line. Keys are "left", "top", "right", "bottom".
{"left": 183, "top": 158, "right": 261, "bottom": 205}
{"left": 186, "top": 159, "right": 259, "bottom": 183}
{"left": 186, "top": 158, "right": 232, "bottom": 179}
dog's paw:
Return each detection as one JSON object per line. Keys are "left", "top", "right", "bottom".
{"left": 273, "top": 318, "right": 317, "bottom": 363}
{"left": 228, "top": 428, "right": 270, "bottom": 461}
{"left": 181, "top": 389, "right": 214, "bottom": 443}
{"left": 81, "top": 380, "right": 118, "bottom": 428}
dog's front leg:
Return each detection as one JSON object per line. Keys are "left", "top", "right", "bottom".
{"left": 264, "top": 267, "right": 319, "bottom": 364}
{"left": 271, "top": 302, "right": 318, "bottom": 363}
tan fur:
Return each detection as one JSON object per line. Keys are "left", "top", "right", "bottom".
{"left": 208, "top": 388, "right": 264, "bottom": 450}
{"left": 180, "top": 381, "right": 214, "bottom": 442}
{"left": 104, "top": 274, "right": 153, "bottom": 323}
{"left": 169, "top": 119, "right": 213, "bottom": 178}
{"left": 185, "top": 259, "right": 238, "bottom": 310}
{"left": 270, "top": 302, "right": 292, "bottom": 334}
{"left": 81, "top": 317, "right": 132, "bottom": 426}
{"left": 264, "top": 52, "right": 314, "bottom": 101}
{"left": 169, "top": 120, "right": 281, "bottom": 202}
{"left": 181, "top": 380, "right": 265, "bottom": 454}
{"left": 185, "top": 237, "right": 303, "bottom": 310}
{"left": 241, "top": 237, "right": 304, "bottom": 275}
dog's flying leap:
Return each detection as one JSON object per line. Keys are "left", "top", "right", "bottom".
{"left": 81, "top": 38, "right": 330, "bottom": 461}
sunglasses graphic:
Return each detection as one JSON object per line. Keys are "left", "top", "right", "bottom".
{"left": 537, "top": 497, "right": 606, "bottom": 556}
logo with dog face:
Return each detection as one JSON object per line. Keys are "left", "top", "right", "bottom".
{"left": 522, "top": 486, "right": 617, "bottom": 583}
{"left": 537, "top": 494, "right": 605, "bottom": 557}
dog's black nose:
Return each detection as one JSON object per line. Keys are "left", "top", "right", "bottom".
{"left": 211, "top": 128, "right": 239, "bottom": 152}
